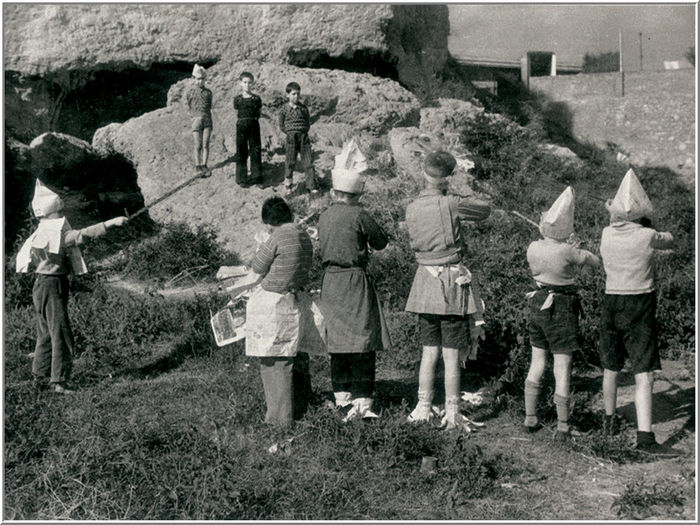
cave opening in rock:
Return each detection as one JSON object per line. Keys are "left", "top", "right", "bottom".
{"left": 55, "top": 60, "right": 217, "bottom": 142}
{"left": 285, "top": 48, "right": 399, "bottom": 80}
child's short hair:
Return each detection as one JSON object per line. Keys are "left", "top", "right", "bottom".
{"left": 285, "top": 82, "right": 301, "bottom": 93}
{"left": 261, "top": 197, "right": 293, "bottom": 226}
{"left": 240, "top": 71, "right": 254, "bottom": 81}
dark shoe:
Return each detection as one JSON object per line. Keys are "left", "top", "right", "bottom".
{"left": 553, "top": 430, "right": 571, "bottom": 442}
{"left": 636, "top": 431, "right": 681, "bottom": 457}
{"left": 636, "top": 440, "right": 681, "bottom": 457}
{"left": 32, "top": 377, "right": 49, "bottom": 391}
{"left": 52, "top": 382, "right": 75, "bottom": 395}
{"left": 522, "top": 422, "right": 543, "bottom": 434}
{"left": 200, "top": 165, "right": 211, "bottom": 178}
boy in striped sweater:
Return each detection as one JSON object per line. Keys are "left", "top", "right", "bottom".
{"left": 279, "top": 82, "right": 316, "bottom": 195}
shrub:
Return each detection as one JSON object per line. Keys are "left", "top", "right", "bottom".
{"left": 612, "top": 477, "right": 687, "bottom": 519}
{"left": 582, "top": 51, "right": 620, "bottom": 73}
{"left": 115, "top": 222, "right": 238, "bottom": 283}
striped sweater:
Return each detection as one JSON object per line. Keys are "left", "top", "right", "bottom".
{"left": 279, "top": 102, "right": 310, "bottom": 133}
{"left": 251, "top": 222, "right": 314, "bottom": 293}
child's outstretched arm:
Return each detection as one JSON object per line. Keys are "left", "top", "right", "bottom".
{"left": 63, "top": 216, "right": 127, "bottom": 247}
{"left": 570, "top": 246, "right": 600, "bottom": 268}
{"left": 457, "top": 197, "right": 491, "bottom": 222}
{"left": 360, "top": 210, "right": 388, "bottom": 251}
{"left": 651, "top": 231, "right": 674, "bottom": 250}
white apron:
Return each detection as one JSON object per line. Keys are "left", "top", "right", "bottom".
{"left": 245, "top": 287, "right": 325, "bottom": 357}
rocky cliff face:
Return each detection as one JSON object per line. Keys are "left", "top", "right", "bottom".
{"left": 4, "top": 4, "right": 448, "bottom": 141}
{"left": 4, "top": 4, "right": 450, "bottom": 257}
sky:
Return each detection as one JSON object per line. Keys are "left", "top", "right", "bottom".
{"left": 448, "top": 4, "right": 696, "bottom": 70}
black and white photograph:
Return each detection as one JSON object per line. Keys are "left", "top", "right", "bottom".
{"left": 2, "top": 2, "right": 696, "bottom": 521}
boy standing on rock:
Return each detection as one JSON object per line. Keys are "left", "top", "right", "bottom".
{"left": 234, "top": 71, "right": 263, "bottom": 186}
{"left": 185, "top": 64, "right": 213, "bottom": 177}
{"left": 16, "top": 180, "right": 128, "bottom": 394}
{"left": 279, "top": 82, "right": 316, "bottom": 195}
{"left": 522, "top": 187, "right": 599, "bottom": 441}
{"left": 598, "top": 169, "right": 677, "bottom": 455}
{"left": 317, "top": 139, "right": 390, "bottom": 421}
{"left": 403, "top": 151, "right": 491, "bottom": 431}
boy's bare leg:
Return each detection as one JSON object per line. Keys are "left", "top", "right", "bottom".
{"left": 634, "top": 371, "right": 653, "bottom": 432}
{"left": 408, "top": 345, "right": 438, "bottom": 421}
{"left": 602, "top": 369, "right": 619, "bottom": 416}
{"left": 202, "top": 127, "right": 211, "bottom": 168}
{"left": 524, "top": 346, "right": 546, "bottom": 427}
{"left": 442, "top": 346, "right": 460, "bottom": 402}
{"left": 192, "top": 131, "right": 202, "bottom": 168}
{"left": 553, "top": 353, "right": 572, "bottom": 434}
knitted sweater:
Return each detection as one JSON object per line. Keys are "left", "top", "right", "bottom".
{"left": 600, "top": 221, "right": 673, "bottom": 294}
{"left": 185, "top": 85, "right": 212, "bottom": 116}
{"left": 527, "top": 238, "right": 599, "bottom": 286}
{"left": 279, "top": 103, "right": 310, "bottom": 133}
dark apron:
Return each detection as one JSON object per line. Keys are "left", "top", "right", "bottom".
{"left": 320, "top": 266, "right": 391, "bottom": 354}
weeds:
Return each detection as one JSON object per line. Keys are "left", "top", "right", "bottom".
{"left": 612, "top": 476, "right": 687, "bottom": 519}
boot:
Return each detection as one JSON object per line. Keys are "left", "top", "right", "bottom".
{"left": 636, "top": 431, "right": 681, "bottom": 457}
{"left": 408, "top": 390, "right": 434, "bottom": 423}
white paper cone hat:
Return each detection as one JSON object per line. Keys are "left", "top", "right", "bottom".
{"left": 192, "top": 64, "right": 206, "bottom": 79}
{"left": 31, "top": 179, "right": 64, "bottom": 218}
{"left": 607, "top": 168, "right": 653, "bottom": 221}
{"left": 331, "top": 138, "right": 367, "bottom": 194}
{"left": 539, "top": 186, "right": 575, "bottom": 240}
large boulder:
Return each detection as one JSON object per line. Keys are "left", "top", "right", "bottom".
{"left": 4, "top": 4, "right": 448, "bottom": 85}
{"left": 92, "top": 60, "right": 419, "bottom": 259}
{"left": 4, "top": 4, "right": 448, "bottom": 142}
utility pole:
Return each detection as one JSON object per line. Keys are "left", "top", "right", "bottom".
{"left": 619, "top": 28, "right": 625, "bottom": 97}
{"left": 639, "top": 32, "right": 643, "bottom": 71}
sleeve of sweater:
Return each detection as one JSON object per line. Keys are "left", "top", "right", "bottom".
{"left": 278, "top": 106, "right": 286, "bottom": 132}
{"left": 255, "top": 95, "right": 262, "bottom": 117}
{"left": 233, "top": 95, "right": 240, "bottom": 110}
{"left": 250, "top": 235, "right": 277, "bottom": 276}
{"left": 650, "top": 231, "right": 674, "bottom": 250}
{"left": 63, "top": 222, "right": 108, "bottom": 247}
{"left": 360, "top": 210, "right": 388, "bottom": 251}
{"left": 302, "top": 105, "right": 310, "bottom": 128}
{"left": 456, "top": 197, "right": 491, "bottom": 221}
{"left": 568, "top": 246, "right": 600, "bottom": 268}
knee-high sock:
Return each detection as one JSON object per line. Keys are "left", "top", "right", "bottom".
{"left": 554, "top": 393, "right": 570, "bottom": 432}
{"left": 524, "top": 379, "right": 541, "bottom": 427}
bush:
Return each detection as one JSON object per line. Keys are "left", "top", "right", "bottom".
{"left": 115, "top": 222, "right": 238, "bottom": 283}
{"left": 582, "top": 51, "right": 620, "bottom": 73}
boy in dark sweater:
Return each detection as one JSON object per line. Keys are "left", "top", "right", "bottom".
{"left": 279, "top": 82, "right": 316, "bottom": 195}
{"left": 233, "top": 71, "right": 263, "bottom": 186}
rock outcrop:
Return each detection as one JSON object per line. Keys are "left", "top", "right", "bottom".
{"left": 91, "top": 59, "right": 420, "bottom": 259}
{"left": 4, "top": 4, "right": 449, "bottom": 141}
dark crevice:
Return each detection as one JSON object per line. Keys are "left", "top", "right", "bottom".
{"left": 286, "top": 48, "right": 399, "bottom": 81}
{"left": 55, "top": 61, "right": 217, "bottom": 141}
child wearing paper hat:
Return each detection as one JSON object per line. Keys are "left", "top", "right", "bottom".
{"left": 317, "top": 139, "right": 390, "bottom": 421}
{"left": 598, "top": 169, "right": 677, "bottom": 455}
{"left": 523, "top": 186, "right": 600, "bottom": 440}
{"left": 16, "top": 180, "right": 128, "bottom": 394}
{"left": 404, "top": 150, "right": 491, "bottom": 431}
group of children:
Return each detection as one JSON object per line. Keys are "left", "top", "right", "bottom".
{"left": 522, "top": 169, "right": 675, "bottom": 455}
{"left": 17, "top": 116, "right": 677, "bottom": 455}
{"left": 233, "top": 144, "right": 677, "bottom": 456}
{"left": 185, "top": 65, "right": 316, "bottom": 193}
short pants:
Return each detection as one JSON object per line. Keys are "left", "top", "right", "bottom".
{"left": 599, "top": 292, "right": 660, "bottom": 374}
{"left": 527, "top": 289, "right": 581, "bottom": 354}
{"left": 191, "top": 114, "right": 213, "bottom": 132}
{"left": 418, "top": 314, "right": 470, "bottom": 350}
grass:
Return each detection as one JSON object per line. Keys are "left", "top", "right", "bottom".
{"left": 3, "top": 94, "right": 695, "bottom": 519}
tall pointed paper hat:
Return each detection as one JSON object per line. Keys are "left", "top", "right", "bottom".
{"left": 31, "top": 179, "right": 64, "bottom": 218}
{"left": 192, "top": 64, "right": 206, "bottom": 79}
{"left": 606, "top": 168, "right": 653, "bottom": 221}
{"left": 331, "top": 138, "right": 368, "bottom": 194}
{"left": 539, "top": 186, "right": 575, "bottom": 240}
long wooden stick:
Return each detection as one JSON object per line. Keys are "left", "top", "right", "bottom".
{"left": 510, "top": 210, "right": 539, "bottom": 228}
{"left": 127, "top": 172, "right": 204, "bottom": 221}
